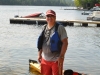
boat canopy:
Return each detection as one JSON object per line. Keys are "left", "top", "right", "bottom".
{"left": 95, "top": 4, "right": 100, "bottom": 6}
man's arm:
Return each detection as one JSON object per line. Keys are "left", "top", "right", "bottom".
{"left": 60, "top": 37, "right": 68, "bottom": 58}
{"left": 58, "top": 37, "right": 68, "bottom": 75}
{"left": 38, "top": 49, "right": 42, "bottom": 63}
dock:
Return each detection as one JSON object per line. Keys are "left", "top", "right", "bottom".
{"left": 10, "top": 18, "right": 100, "bottom": 27}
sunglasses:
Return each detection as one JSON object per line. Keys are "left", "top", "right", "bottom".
{"left": 46, "top": 15, "right": 55, "bottom": 17}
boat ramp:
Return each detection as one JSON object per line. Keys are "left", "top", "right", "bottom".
{"left": 10, "top": 18, "right": 100, "bottom": 27}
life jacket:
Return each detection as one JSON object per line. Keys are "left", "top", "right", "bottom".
{"left": 37, "top": 23, "right": 62, "bottom": 52}
{"left": 50, "top": 23, "right": 62, "bottom": 52}
{"left": 37, "top": 25, "right": 46, "bottom": 51}
{"left": 64, "top": 69, "right": 82, "bottom": 75}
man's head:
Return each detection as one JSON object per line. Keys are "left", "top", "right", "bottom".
{"left": 46, "top": 10, "right": 56, "bottom": 24}
{"left": 64, "top": 69, "right": 73, "bottom": 75}
{"left": 46, "top": 10, "right": 56, "bottom": 17}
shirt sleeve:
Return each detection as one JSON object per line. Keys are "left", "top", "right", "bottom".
{"left": 58, "top": 25, "right": 68, "bottom": 40}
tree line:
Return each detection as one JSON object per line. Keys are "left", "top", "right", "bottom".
{"left": 0, "top": 0, "right": 73, "bottom": 6}
{"left": 1, "top": 0, "right": 100, "bottom": 9}
{"left": 74, "top": 0, "right": 100, "bottom": 9}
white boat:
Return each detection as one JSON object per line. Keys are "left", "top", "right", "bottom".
{"left": 81, "top": 11, "right": 91, "bottom": 15}
{"left": 87, "top": 11, "right": 100, "bottom": 21}
{"left": 90, "top": 6, "right": 100, "bottom": 11}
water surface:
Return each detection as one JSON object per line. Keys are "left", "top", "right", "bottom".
{"left": 0, "top": 6, "right": 100, "bottom": 75}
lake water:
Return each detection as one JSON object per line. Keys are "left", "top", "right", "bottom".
{"left": 0, "top": 6, "right": 100, "bottom": 75}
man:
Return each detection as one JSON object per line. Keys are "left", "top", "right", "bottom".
{"left": 38, "top": 9, "right": 68, "bottom": 75}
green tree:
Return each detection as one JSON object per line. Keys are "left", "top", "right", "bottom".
{"left": 74, "top": 0, "right": 81, "bottom": 7}
{"left": 0, "top": 0, "right": 74, "bottom": 6}
{"left": 74, "top": 0, "right": 100, "bottom": 9}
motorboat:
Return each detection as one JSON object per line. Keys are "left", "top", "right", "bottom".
{"left": 81, "top": 11, "right": 91, "bottom": 15}
{"left": 90, "top": 4, "right": 100, "bottom": 11}
{"left": 87, "top": 11, "right": 100, "bottom": 21}
{"left": 90, "top": 6, "right": 100, "bottom": 11}
{"left": 14, "top": 12, "right": 46, "bottom": 19}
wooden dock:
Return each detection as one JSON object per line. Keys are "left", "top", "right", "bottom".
{"left": 10, "top": 18, "right": 100, "bottom": 27}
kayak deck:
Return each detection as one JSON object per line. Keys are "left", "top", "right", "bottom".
{"left": 30, "top": 62, "right": 41, "bottom": 73}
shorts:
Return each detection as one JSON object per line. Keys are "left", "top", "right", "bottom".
{"left": 41, "top": 58, "right": 59, "bottom": 75}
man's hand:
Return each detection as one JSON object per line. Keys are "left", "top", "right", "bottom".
{"left": 58, "top": 57, "right": 64, "bottom": 75}
{"left": 38, "top": 55, "right": 42, "bottom": 63}
{"left": 38, "top": 49, "right": 42, "bottom": 63}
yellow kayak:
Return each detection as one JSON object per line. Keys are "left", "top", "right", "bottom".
{"left": 29, "top": 59, "right": 89, "bottom": 75}
{"left": 29, "top": 59, "right": 41, "bottom": 73}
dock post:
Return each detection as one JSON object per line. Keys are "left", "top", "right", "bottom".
{"left": 64, "top": 22, "right": 69, "bottom": 26}
{"left": 97, "top": 24, "right": 100, "bottom": 27}
{"left": 69, "top": 22, "right": 74, "bottom": 26}
{"left": 36, "top": 21, "right": 38, "bottom": 25}
{"left": 82, "top": 23, "right": 88, "bottom": 27}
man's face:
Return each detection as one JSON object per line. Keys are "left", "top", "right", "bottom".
{"left": 46, "top": 15, "right": 56, "bottom": 23}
